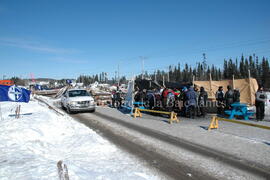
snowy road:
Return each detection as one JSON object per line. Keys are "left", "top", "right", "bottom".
{"left": 72, "top": 113, "right": 213, "bottom": 180}
{"left": 5, "top": 96, "right": 269, "bottom": 180}
{"left": 0, "top": 100, "right": 164, "bottom": 180}
{"left": 68, "top": 106, "right": 270, "bottom": 180}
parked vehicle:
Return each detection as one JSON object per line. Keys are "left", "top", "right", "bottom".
{"left": 265, "top": 92, "right": 270, "bottom": 106}
{"left": 61, "top": 89, "right": 95, "bottom": 113}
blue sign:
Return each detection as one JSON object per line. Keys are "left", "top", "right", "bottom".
{"left": 66, "top": 79, "right": 72, "bottom": 84}
{"left": 0, "top": 85, "right": 31, "bottom": 103}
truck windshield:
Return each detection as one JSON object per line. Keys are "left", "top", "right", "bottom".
{"left": 69, "top": 90, "right": 90, "bottom": 97}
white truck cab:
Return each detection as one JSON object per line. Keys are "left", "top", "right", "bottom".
{"left": 61, "top": 89, "right": 95, "bottom": 113}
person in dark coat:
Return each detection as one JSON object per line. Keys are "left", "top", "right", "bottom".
{"left": 111, "top": 90, "right": 117, "bottom": 108}
{"left": 116, "top": 90, "right": 122, "bottom": 108}
{"left": 198, "top": 87, "right": 208, "bottom": 117}
{"left": 180, "top": 87, "right": 188, "bottom": 116}
{"left": 185, "top": 87, "right": 197, "bottom": 118}
{"left": 255, "top": 86, "right": 266, "bottom": 121}
{"left": 215, "top": 86, "right": 225, "bottom": 115}
{"left": 233, "top": 88, "right": 240, "bottom": 103}
{"left": 225, "top": 85, "right": 234, "bottom": 110}
{"left": 194, "top": 85, "right": 200, "bottom": 116}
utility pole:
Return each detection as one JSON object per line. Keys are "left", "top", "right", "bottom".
{"left": 140, "top": 56, "right": 147, "bottom": 79}
{"left": 167, "top": 66, "right": 170, "bottom": 82}
{"left": 162, "top": 75, "right": 165, "bottom": 87}
{"left": 118, "top": 64, "right": 120, "bottom": 87}
{"left": 114, "top": 71, "right": 117, "bottom": 84}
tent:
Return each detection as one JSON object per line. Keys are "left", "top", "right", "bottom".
{"left": 193, "top": 78, "right": 258, "bottom": 105}
{"left": 135, "top": 79, "right": 191, "bottom": 90}
{"left": 194, "top": 78, "right": 258, "bottom": 105}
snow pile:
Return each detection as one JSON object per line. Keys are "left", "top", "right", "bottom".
{"left": 0, "top": 100, "right": 160, "bottom": 180}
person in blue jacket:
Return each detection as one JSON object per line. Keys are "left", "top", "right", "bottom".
{"left": 185, "top": 86, "right": 197, "bottom": 118}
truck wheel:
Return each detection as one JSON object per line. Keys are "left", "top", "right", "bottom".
{"left": 66, "top": 107, "right": 72, "bottom": 114}
{"left": 61, "top": 102, "right": 65, "bottom": 110}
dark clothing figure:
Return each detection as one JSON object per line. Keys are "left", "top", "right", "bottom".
{"left": 225, "top": 86, "right": 234, "bottom": 110}
{"left": 186, "top": 87, "right": 197, "bottom": 106}
{"left": 215, "top": 87, "right": 225, "bottom": 115}
{"left": 161, "top": 88, "right": 169, "bottom": 108}
{"left": 198, "top": 87, "right": 208, "bottom": 117}
{"left": 194, "top": 86, "right": 200, "bottom": 117}
{"left": 111, "top": 90, "right": 117, "bottom": 108}
{"left": 116, "top": 90, "right": 122, "bottom": 108}
{"left": 185, "top": 87, "right": 197, "bottom": 118}
{"left": 134, "top": 90, "right": 145, "bottom": 103}
{"left": 255, "top": 88, "right": 266, "bottom": 121}
{"left": 180, "top": 87, "right": 188, "bottom": 116}
{"left": 233, "top": 89, "right": 240, "bottom": 103}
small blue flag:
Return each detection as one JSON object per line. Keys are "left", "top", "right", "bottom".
{"left": 66, "top": 79, "right": 72, "bottom": 84}
{"left": 0, "top": 85, "right": 31, "bottom": 103}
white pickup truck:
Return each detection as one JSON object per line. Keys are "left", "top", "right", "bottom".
{"left": 265, "top": 92, "right": 270, "bottom": 106}
{"left": 61, "top": 89, "right": 95, "bottom": 113}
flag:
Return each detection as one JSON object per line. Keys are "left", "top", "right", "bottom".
{"left": 0, "top": 85, "right": 31, "bottom": 103}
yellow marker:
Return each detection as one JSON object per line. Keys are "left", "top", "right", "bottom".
{"left": 133, "top": 108, "right": 179, "bottom": 124}
{"left": 208, "top": 116, "right": 270, "bottom": 130}
{"left": 133, "top": 108, "right": 142, "bottom": 118}
{"left": 208, "top": 116, "right": 219, "bottom": 130}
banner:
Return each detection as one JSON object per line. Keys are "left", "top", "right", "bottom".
{"left": 0, "top": 85, "right": 31, "bottom": 103}
{"left": 124, "top": 80, "right": 134, "bottom": 108}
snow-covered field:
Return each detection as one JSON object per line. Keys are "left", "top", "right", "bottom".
{"left": 0, "top": 99, "right": 161, "bottom": 180}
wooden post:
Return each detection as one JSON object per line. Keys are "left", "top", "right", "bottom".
{"left": 209, "top": 73, "right": 213, "bottom": 98}
{"left": 232, "top": 74, "right": 235, "bottom": 89}
{"left": 192, "top": 75, "right": 195, "bottom": 87}
{"left": 57, "top": 160, "right": 70, "bottom": 180}
{"left": 163, "top": 75, "right": 165, "bottom": 87}
{"left": 208, "top": 116, "right": 219, "bottom": 130}
{"left": 15, "top": 105, "right": 21, "bottom": 119}
{"left": 248, "top": 70, "right": 253, "bottom": 105}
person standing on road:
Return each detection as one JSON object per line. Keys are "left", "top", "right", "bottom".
{"left": 198, "top": 86, "right": 208, "bottom": 117}
{"left": 185, "top": 86, "right": 197, "bottom": 118}
{"left": 225, "top": 85, "right": 234, "bottom": 110}
{"left": 255, "top": 86, "right": 266, "bottom": 121}
{"left": 194, "top": 85, "right": 200, "bottom": 116}
{"left": 233, "top": 88, "right": 240, "bottom": 103}
{"left": 180, "top": 86, "right": 188, "bottom": 116}
{"left": 111, "top": 90, "right": 116, "bottom": 108}
{"left": 116, "top": 89, "right": 122, "bottom": 108}
{"left": 215, "top": 86, "right": 225, "bottom": 115}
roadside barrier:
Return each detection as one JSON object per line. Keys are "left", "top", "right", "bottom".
{"left": 208, "top": 116, "right": 270, "bottom": 130}
{"left": 133, "top": 108, "right": 179, "bottom": 124}
{"left": 34, "top": 96, "right": 64, "bottom": 116}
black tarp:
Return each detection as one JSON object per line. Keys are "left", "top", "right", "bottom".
{"left": 135, "top": 79, "right": 191, "bottom": 90}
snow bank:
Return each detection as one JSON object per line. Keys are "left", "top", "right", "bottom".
{"left": 0, "top": 100, "right": 161, "bottom": 180}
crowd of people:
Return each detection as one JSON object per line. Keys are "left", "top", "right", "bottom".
{"left": 215, "top": 85, "right": 241, "bottom": 116}
{"left": 111, "top": 87, "right": 123, "bottom": 108}
{"left": 215, "top": 85, "right": 267, "bottom": 121}
{"left": 133, "top": 85, "right": 209, "bottom": 119}
{"left": 111, "top": 83, "right": 267, "bottom": 121}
